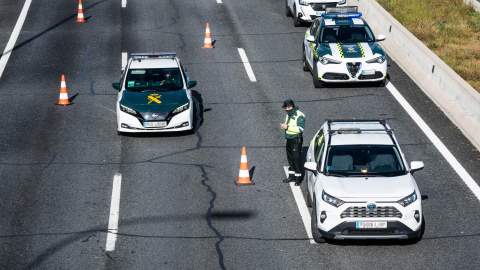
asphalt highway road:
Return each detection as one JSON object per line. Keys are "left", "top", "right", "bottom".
{"left": 0, "top": 0, "right": 479, "bottom": 269}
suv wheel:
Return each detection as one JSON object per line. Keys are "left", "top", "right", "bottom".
{"left": 293, "top": 6, "right": 301, "bottom": 27}
{"left": 305, "top": 170, "right": 312, "bottom": 207}
{"left": 302, "top": 46, "right": 309, "bottom": 72}
{"left": 404, "top": 216, "right": 425, "bottom": 245}
{"left": 311, "top": 197, "right": 326, "bottom": 243}
{"left": 313, "top": 61, "right": 323, "bottom": 88}
{"left": 285, "top": 0, "right": 292, "bottom": 17}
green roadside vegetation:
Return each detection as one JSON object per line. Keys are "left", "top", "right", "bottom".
{"left": 377, "top": 0, "right": 480, "bottom": 93}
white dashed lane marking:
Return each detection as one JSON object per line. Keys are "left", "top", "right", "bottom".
{"left": 106, "top": 173, "right": 122, "bottom": 252}
{"left": 237, "top": 48, "right": 257, "bottom": 82}
{"left": 0, "top": 0, "right": 32, "bottom": 79}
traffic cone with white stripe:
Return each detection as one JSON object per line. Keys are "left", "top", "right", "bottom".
{"left": 203, "top": 23, "right": 213, "bottom": 48}
{"left": 76, "top": 0, "right": 85, "bottom": 22}
{"left": 55, "top": 75, "right": 72, "bottom": 106}
{"left": 235, "top": 147, "right": 254, "bottom": 185}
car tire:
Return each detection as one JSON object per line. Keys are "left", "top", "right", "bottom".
{"left": 311, "top": 197, "right": 326, "bottom": 243}
{"left": 302, "top": 46, "right": 309, "bottom": 72}
{"left": 377, "top": 78, "right": 386, "bottom": 87}
{"left": 404, "top": 216, "right": 425, "bottom": 245}
{"left": 117, "top": 130, "right": 123, "bottom": 136}
{"left": 313, "top": 62, "right": 323, "bottom": 88}
{"left": 306, "top": 185, "right": 312, "bottom": 207}
{"left": 285, "top": 0, "right": 292, "bottom": 17}
{"left": 293, "top": 6, "right": 301, "bottom": 27}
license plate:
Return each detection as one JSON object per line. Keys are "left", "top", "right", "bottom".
{"left": 362, "top": 70, "right": 376, "bottom": 75}
{"left": 143, "top": 121, "right": 166, "bottom": 128}
{"left": 356, "top": 221, "right": 387, "bottom": 228}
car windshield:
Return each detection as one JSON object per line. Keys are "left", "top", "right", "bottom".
{"left": 319, "top": 25, "right": 375, "bottom": 43}
{"left": 125, "top": 68, "right": 183, "bottom": 91}
{"left": 325, "top": 145, "right": 406, "bottom": 176}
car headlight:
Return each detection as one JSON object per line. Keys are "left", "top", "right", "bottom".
{"left": 398, "top": 191, "right": 417, "bottom": 207}
{"left": 299, "top": 0, "right": 309, "bottom": 6}
{"left": 322, "top": 190, "right": 345, "bottom": 207}
{"left": 366, "top": 55, "right": 386, "bottom": 64}
{"left": 172, "top": 102, "right": 190, "bottom": 115}
{"left": 338, "top": 0, "right": 347, "bottom": 4}
{"left": 319, "top": 56, "right": 342, "bottom": 65}
{"left": 120, "top": 104, "right": 138, "bottom": 116}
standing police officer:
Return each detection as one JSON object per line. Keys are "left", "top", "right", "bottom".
{"left": 280, "top": 99, "right": 305, "bottom": 186}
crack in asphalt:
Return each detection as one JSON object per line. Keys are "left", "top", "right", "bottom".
{"left": 193, "top": 96, "right": 226, "bottom": 269}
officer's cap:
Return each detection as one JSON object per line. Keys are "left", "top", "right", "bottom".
{"left": 282, "top": 99, "right": 295, "bottom": 108}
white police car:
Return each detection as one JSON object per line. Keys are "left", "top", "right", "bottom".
{"left": 302, "top": 7, "right": 387, "bottom": 87}
{"left": 304, "top": 119, "right": 425, "bottom": 243}
{"left": 112, "top": 53, "right": 197, "bottom": 134}
{"left": 286, "top": 0, "right": 348, "bottom": 27}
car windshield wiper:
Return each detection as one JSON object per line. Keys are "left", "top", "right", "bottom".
{"left": 326, "top": 172, "right": 347, "bottom": 177}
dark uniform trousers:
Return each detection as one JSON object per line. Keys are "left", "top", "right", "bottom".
{"left": 286, "top": 135, "right": 303, "bottom": 181}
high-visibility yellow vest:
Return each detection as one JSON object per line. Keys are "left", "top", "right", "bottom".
{"left": 285, "top": 110, "right": 305, "bottom": 136}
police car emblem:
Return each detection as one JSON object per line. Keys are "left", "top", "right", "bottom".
{"left": 152, "top": 113, "right": 158, "bottom": 119}
{"left": 347, "top": 46, "right": 357, "bottom": 53}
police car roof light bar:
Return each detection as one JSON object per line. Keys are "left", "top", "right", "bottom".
{"left": 325, "top": 6, "right": 358, "bottom": 14}
{"left": 131, "top": 53, "right": 177, "bottom": 59}
{"left": 322, "top": 7, "right": 361, "bottom": 19}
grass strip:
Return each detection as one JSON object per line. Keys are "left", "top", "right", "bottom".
{"left": 377, "top": 0, "right": 480, "bottom": 93}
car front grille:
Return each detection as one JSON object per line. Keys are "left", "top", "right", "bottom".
{"left": 341, "top": 206, "right": 402, "bottom": 218}
{"left": 310, "top": 3, "right": 337, "bottom": 11}
{"left": 346, "top": 62, "right": 362, "bottom": 78}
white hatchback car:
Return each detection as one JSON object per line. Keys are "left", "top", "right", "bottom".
{"left": 286, "top": 0, "right": 348, "bottom": 26}
{"left": 304, "top": 119, "right": 425, "bottom": 243}
{"left": 112, "top": 53, "right": 197, "bottom": 134}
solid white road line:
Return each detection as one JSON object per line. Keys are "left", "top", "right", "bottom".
{"left": 106, "top": 173, "right": 122, "bottom": 252}
{"left": 237, "top": 48, "right": 257, "bottom": 82}
{"left": 122, "top": 52, "right": 127, "bottom": 71}
{"left": 0, "top": 0, "right": 32, "bottom": 79}
{"left": 122, "top": 0, "right": 127, "bottom": 8}
{"left": 284, "top": 166, "right": 315, "bottom": 244}
{"left": 386, "top": 81, "right": 480, "bottom": 202}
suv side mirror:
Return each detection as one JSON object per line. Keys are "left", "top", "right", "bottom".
{"left": 377, "top": 34, "right": 386, "bottom": 42}
{"left": 112, "top": 82, "right": 120, "bottom": 91}
{"left": 187, "top": 80, "right": 197, "bottom": 89}
{"left": 306, "top": 36, "right": 315, "bottom": 43}
{"left": 304, "top": 162, "right": 318, "bottom": 176}
{"left": 410, "top": 161, "right": 424, "bottom": 174}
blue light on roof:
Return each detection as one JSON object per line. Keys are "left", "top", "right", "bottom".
{"left": 322, "top": 12, "right": 362, "bottom": 19}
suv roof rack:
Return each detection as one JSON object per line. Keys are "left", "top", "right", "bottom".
{"left": 326, "top": 119, "right": 393, "bottom": 135}
{"left": 131, "top": 52, "right": 177, "bottom": 60}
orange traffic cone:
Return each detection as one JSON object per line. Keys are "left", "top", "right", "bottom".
{"left": 203, "top": 23, "right": 213, "bottom": 48}
{"left": 76, "top": 0, "right": 85, "bottom": 22}
{"left": 55, "top": 75, "right": 72, "bottom": 106}
{"left": 235, "top": 147, "right": 254, "bottom": 185}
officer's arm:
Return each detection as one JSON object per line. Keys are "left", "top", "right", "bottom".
{"left": 297, "top": 116, "right": 305, "bottom": 133}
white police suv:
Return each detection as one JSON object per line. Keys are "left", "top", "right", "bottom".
{"left": 304, "top": 119, "right": 425, "bottom": 243}
{"left": 286, "top": 0, "right": 348, "bottom": 27}
{"left": 112, "top": 53, "right": 197, "bottom": 134}
{"left": 302, "top": 7, "right": 387, "bottom": 87}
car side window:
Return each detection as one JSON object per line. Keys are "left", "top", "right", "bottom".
{"left": 314, "top": 128, "right": 325, "bottom": 161}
